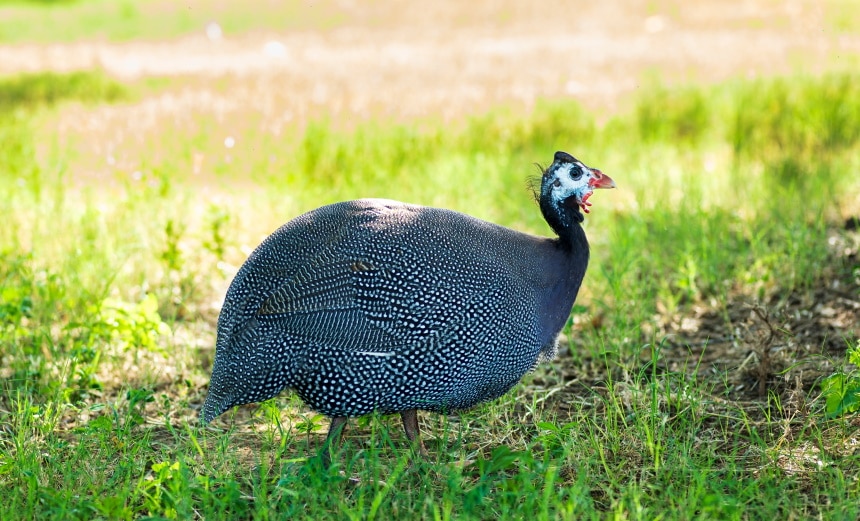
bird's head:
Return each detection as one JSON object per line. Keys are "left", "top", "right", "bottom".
{"left": 541, "top": 151, "right": 615, "bottom": 217}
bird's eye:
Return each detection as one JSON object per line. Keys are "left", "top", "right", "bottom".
{"left": 570, "top": 165, "right": 584, "bottom": 180}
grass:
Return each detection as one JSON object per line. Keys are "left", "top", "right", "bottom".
{"left": 0, "top": 66, "right": 859, "bottom": 520}
{"left": 0, "top": 0, "right": 347, "bottom": 43}
{"left": 0, "top": 0, "right": 856, "bottom": 46}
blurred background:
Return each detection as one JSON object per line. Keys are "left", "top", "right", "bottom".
{"left": 1, "top": 1, "right": 859, "bottom": 518}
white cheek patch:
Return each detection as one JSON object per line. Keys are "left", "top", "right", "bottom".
{"left": 550, "top": 163, "right": 592, "bottom": 205}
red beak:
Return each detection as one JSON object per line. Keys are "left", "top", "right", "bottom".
{"left": 588, "top": 169, "right": 616, "bottom": 189}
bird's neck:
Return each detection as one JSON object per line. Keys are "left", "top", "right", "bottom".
{"left": 541, "top": 197, "right": 590, "bottom": 266}
{"left": 558, "top": 226, "right": 590, "bottom": 296}
{"left": 536, "top": 204, "right": 590, "bottom": 344}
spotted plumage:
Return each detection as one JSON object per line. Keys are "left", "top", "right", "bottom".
{"left": 201, "top": 151, "right": 615, "bottom": 463}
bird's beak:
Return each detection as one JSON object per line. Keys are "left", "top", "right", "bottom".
{"left": 588, "top": 169, "right": 616, "bottom": 189}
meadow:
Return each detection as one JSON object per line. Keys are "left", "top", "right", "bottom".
{"left": 1, "top": 1, "right": 859, "bottom": 519}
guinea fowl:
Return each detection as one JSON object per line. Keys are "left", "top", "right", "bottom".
{"left": 201, "top": 151, "right": 615, "bottom": 465}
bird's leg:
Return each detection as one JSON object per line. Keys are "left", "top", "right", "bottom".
{"left": 320, "top": 416, "right": 348, "bottom": 469}
{"left": 400, "top": 409, "right": 429, "bottom": 459}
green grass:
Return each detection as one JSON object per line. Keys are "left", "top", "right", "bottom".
{"left": 0, "top": 70, "right": 125, "bottom": 109}
{"left": 1, "top": 69, "right": 859, "bottom": 520}
{"left": 1, "top": 0, "right": 857, "bottom": 46}
{"left": 0, "top": 0, "right": 347, "bottom": 44}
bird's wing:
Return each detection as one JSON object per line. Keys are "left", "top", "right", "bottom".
{"left": 251, "top": 253, "right": 509, "bottom": 353}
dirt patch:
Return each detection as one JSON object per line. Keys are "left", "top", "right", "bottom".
{"left": 542, "top": 227, "right": 860, "bottom": 430}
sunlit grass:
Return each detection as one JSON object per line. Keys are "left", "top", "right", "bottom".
{"left": 1, "top": 69, "right": 859, "bottom": 519}
{"left": 0, "top": 0, "right": 346, "bottom": 43}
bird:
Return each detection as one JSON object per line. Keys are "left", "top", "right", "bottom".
{"left": 201, "top": 151, "right": 615, "bottom": 466}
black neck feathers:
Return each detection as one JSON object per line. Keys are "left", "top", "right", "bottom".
{"left": 540, "top": 195, "right": 589, "bottom": 255}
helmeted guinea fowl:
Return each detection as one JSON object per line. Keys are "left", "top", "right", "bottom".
{"left": 201, "top": 151, "right": 615, "bottom": 465}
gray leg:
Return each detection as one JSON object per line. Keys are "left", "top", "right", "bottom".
{"left": 400, "top": 409, "right": 429, "bottom": 458}
{"left": 321, "top": 416, "right": 348, "bottom": 468}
